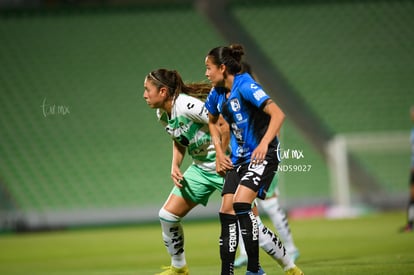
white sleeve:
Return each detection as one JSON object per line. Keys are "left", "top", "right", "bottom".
{"left": 176, "top": 95, "right": 209, "bottom": 124}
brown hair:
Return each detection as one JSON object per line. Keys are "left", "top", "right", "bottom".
{"left": 146, "top": 69, "right": 212, "bottom": 101}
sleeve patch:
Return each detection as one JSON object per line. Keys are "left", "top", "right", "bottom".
{"left": 253, "top": 89, "right": 267, "bottom": 101}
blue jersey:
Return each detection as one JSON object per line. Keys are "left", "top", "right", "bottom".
{"left": 205, "top": 72, "right": 279, "bottom": 166}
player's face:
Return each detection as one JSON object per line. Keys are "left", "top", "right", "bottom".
{"left": 143, "top": 78, "right": 167, "bottom": 109}
{"left": 205, "top": 56, "right": 225, "bottom": 87}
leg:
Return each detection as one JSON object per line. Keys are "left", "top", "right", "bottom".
{"left": 257, "top": 194, "right": 299, "bottom": 260}
{"left": 258, "top": 174, "right": 299, "bottom": 259}
{"left": 234, "top": 155, "right": 303, "bottom": 274}
{"left": 157, "top": 163, "right": 223, "bottom": 274}
{"left": 234, "top": 185, "right": 261, "bottom": 273}
{"left": 246, "top": 203, "right": 295, "bottom": 272}
{"left": 234, "top": 225, "right": 248, "bottom": 268}
{"left": 256, "top": 214, "right": 296, "bottom": 271}
{"left": 232, "top": 154, "right": 278, "bottom": 274}
{"left": 401, "top": 169, "right": 414, "bottom": 232}
{"left": 409, "top": 183, "right": 414, "bottom": 227}
{"left": 219, "top": 193, "right": 238, "bottom": 275}
{"left": 158, "top": 193, "right": 197, "bottom": 273}
{"left": 234, "top": 206, "right": 301, "bottom": 274}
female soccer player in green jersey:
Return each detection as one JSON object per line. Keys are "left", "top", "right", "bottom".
{"left": 144, "top": 69, "right": 222, "bottom": 275}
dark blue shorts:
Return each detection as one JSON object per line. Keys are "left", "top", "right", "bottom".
{"left": 222, "top": 149, "right": 279, "bottom": 200}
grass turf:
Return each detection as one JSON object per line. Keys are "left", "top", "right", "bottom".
{"left": 0, "top": 211, "right": 413, "bottom": 274}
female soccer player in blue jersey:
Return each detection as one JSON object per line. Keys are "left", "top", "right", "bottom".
{"left": 204, "top": 44, "right": 304, "bottom": 275}
{"left": 234, "top": 62, "right": 300, "bottom": 268}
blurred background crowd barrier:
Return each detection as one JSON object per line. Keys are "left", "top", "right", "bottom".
{"left": 1, "top": 0, "right": 413, "bottom": 231}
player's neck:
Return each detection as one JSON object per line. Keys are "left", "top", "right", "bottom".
{"left": 224, "top": 75, "right": 234, "bottom": 91}
{"left": 162, "top": 99, "right": 174, "bottom": 118}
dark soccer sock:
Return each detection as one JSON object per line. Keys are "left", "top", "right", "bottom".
{"left": 233, "top": 202, "right": 260, "bottom": 273}
{"left": 219, "top": 212, "right": 238, "bottom": 275}
{"left": 408, "top": 198, "right": 414, "bottom": 226}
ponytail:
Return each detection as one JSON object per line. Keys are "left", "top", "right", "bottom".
{"left": 207, "top": 43, "right": 245, "bottom": 75}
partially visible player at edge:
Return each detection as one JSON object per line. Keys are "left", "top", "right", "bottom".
{"left": 400, "top": 105, "right": 414, "bottom": 232}
{"left": 204, "top": 44, "right": 304, "bottom": 275}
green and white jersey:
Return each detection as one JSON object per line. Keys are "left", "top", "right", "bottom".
{"left": 157, "top": 94, "right": 216, "bottom": 172}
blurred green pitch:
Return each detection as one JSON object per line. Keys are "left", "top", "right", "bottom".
{"left": 0, "top": 211, "right": 413, "bottom": 275}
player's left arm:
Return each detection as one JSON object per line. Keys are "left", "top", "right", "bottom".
{"left": 252, "top": 99, "right": 285, "bottom": 164}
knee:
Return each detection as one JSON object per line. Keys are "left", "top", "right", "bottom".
{"left": 159, "top": 208, "right": 180, "bottom": 222}
{"left": 233, "top": 202, "right": 252, "bottom": 215}
{"left": 220, "top": 194, "right": 236, "bottom": 214}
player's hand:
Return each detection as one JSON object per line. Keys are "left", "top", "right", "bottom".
{"left": 216, "top": 153, "right": 233, "bottom": 177}
{"left": 171, "top": 166, "right": 184, "bottom": 188}
{"left": 251, "top": 142, "right": 268, "bottom": 165}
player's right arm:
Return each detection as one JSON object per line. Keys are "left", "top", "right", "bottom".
{"left": 205, "top": 87, "right": 233, "bottom": 176}
{"left": 217, "top": 115, "right": 230, "bottom": 152}
{"left": 171, "top": 140, "right": 186, "bottom": 188}
{"left": 208, "top": 113, "right": 233, "bottom": 176}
